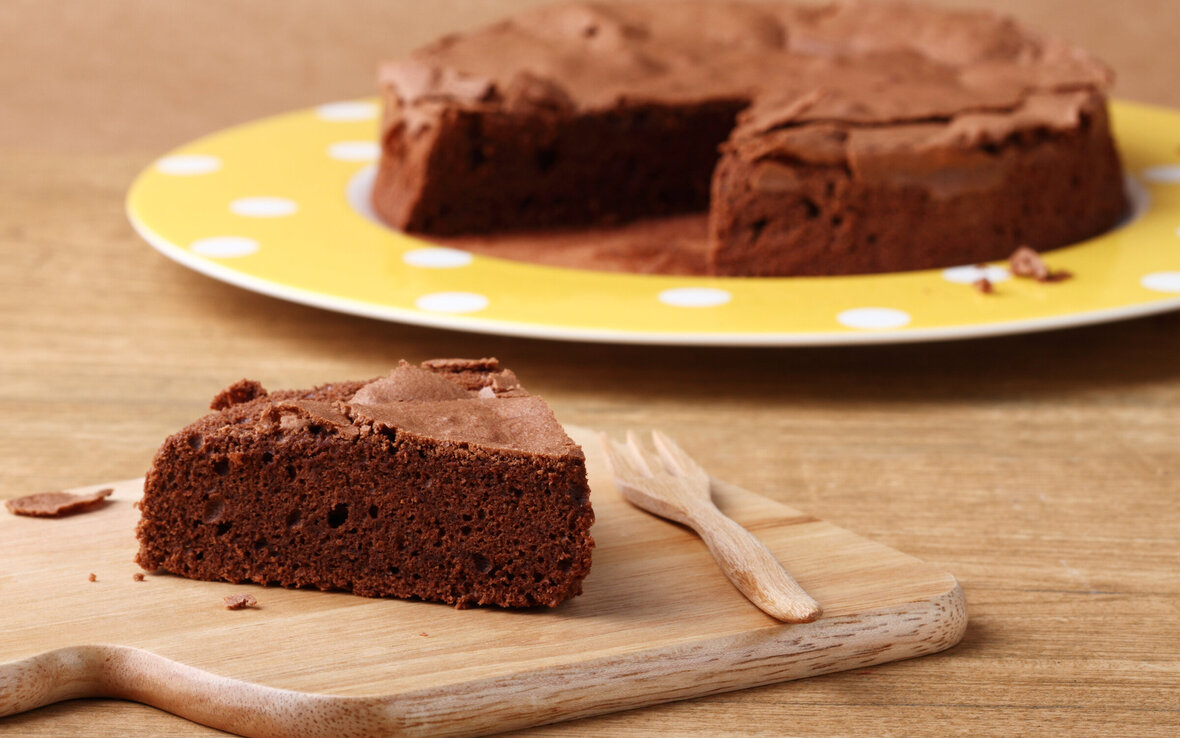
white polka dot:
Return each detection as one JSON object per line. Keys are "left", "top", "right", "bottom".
{"left": 190, "top": 236, "right": 259, "bottom": 258}
{"left": 316, "top": 101, "right": 379, "bottom": 122}
{"left": 415, "top": 292, "right": 489, "bottom": 313}
{"left": 230, "top": 197, "right": 298, "bottom": 218}
{"left": 328, "top": 141, "right": 381, "bottom": 162}
{"left": 837, "top": 307, "right": 911, "bottom": 330}
{"left": 942, "top": 264, "right": 1011, "bottom": 285}
{"left": 155, "top": 154, "right": 221, "bottom": 176}
{"left": 1142, "top": 165, "right": 1180, "bottom": 184}
{"left": 403, "top": 248, "right": 474, "bottom": 269}
{"left": 1122, "top": 174, "right": 1151, "bottom": 225}
{"left": 346, "top": 165, "right": 380, "bottom": 224}
{"left": 658, "top": 287, "right": 732, "bottom": 308}
{"left": 1141, "top": 272, "right": 1180, "bottom": 293}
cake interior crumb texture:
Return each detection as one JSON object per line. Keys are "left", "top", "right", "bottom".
{"left": 371, "top": 0, "right": 1127, "bottom": 276}
{"left": 135, "top": 359, "right": 595, "bottom": 609}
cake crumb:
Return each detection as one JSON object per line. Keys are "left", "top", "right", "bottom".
{"left": 88, "top": 573, "right": 97, "bottom": 582}
{"left": 973, "top": 277, "right": 994, "bottom": 295}
{"left": 223, "top": 593, "right": 258, "bottom": 610}
{"left": 210, "top": 379, "right": 267, "bottom": 411}
{"left": 1009, "top": 246, "right": 1071, "bottom": 283}
{"left": 5, "top": 488, "right": 114, "bottom": 518}
{"left": 133, "top": 573, "right": 145, "bottom": 582}
{"left": 419, "top": 631, "right": 429, "bottom": 637}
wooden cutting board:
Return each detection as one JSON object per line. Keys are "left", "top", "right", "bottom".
{"left": 0, "top": 427, "right": 966, "bottom": 737}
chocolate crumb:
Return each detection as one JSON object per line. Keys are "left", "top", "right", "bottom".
{"left": 133, "top": 573, "right": 145, "bottom": 582}
{"left": 973, "top": 277, "right": 994, "bottom": 294}
{"left": 223, "top": 593, "right": 258, "bottom": 610}
{"left": 210, "top": 379, "right": 267, "bottom": 411}
{"left": 1009, "top": 246, "right": 1048, "bottom": 279}
{"left": 88, "top": 573, "right": 97, "bottom": 583}
{"left": 6, "top": 488, "right": 114, "bottom": 518}
{"left": 1009, "top": 246, "right": 1071, "bottom": 283}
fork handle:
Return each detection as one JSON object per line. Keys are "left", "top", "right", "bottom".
{"left": 685, "top": 500, "right": 823, "bottom": 623}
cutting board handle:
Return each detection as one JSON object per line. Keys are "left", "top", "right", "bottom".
{"left": 0, "top": 645, "right": 351, "bottom": 737}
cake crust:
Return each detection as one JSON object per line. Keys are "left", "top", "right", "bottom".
{"left": 135, "top": 360, "right": 594, "bottom": 609}
{"left": 371, "top": 0, "right": 1126, "bottom": 276}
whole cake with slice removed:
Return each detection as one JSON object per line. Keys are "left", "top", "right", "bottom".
{"left": 372, "top": 0, "right": 1127, "bottom": 276}
{"left": 135, "top": 359, "right": 594, "bottom": 609}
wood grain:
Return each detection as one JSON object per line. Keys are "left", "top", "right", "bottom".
{"left": 0, "top": 427, "right": 964, "bottom": 737}
{"left": 2, "top": 0, "right": 1180, "bottom": 735}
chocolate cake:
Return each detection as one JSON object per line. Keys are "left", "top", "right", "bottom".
{"left": 371, "top": 0, "right": 1127, "bottom": 276}
{"left": 135, "top": 359, "right": 594, "bottom": 609}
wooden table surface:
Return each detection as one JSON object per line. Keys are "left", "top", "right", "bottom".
{"left": 2, "top": 1, "right": 1178, "bottom": 735}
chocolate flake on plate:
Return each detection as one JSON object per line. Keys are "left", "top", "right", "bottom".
{"left": 1009, "top": 246, "right": 1072, "bottom": 283}
{"left": 223, "top": 593, "right": 258, "bottom": 610}
{"left": 5, "top": 488, "right": 114, "bottom": 518}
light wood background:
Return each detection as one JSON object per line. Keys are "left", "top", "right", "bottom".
{"left": 2, "top": 1, "right": 1178, "bottom": 735}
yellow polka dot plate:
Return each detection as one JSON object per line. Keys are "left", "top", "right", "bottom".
{"left": 126, "top": 99, "right": 1180, "bottom": 345}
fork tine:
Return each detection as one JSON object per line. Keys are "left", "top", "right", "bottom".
{"left": 601, "top": 434, "right": 639, "bottom": 479}
{"left": 652, "top": 430, "right": 706, "bottom": 479}
{"left": 625, "top": 430, "right": 655, "bottom": 476}
{"left": 609, "top": 434, "right": 656, "bottom": 481}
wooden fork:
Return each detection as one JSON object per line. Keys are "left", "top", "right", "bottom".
{"left": 602, "top": 430, "right": 823, "bottom": 624}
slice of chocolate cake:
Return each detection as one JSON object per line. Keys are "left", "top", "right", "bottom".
{"left": 135, "top": 359, "right": 594, "bottom": 609}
